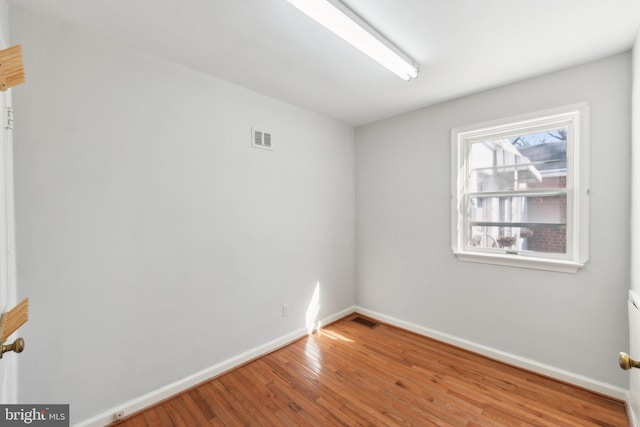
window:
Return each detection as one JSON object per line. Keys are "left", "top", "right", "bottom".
{"left": 451, "top": 103, "right": 589, "bottom": 273}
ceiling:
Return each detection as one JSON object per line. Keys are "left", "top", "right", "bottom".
{"left": 9, "top": 0, "right": 640, "bottom": 126}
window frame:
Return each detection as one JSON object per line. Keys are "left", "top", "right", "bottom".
{"left": 451, "top": 103, "right": 590, "bottom": 273}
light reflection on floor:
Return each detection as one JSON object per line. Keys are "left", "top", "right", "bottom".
{"left": 303, "top": 282, "right": 357, "bottom": 375}
{"left": 318, "top": 329, "right": 354, "bottom": 343}
{"left": 303, "top": 338, "right": 323, "bottom": 374}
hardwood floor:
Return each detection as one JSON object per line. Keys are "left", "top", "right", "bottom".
{"left": 114, "top": 314, "right": 628, "bottom": 426}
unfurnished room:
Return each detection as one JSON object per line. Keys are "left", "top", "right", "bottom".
{"left": 0, "top": 0, "right": 640, "bottom": 426}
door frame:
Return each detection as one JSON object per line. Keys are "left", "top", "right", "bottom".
{"left": 0, "top": 31, "right": 18, "bottom": 402}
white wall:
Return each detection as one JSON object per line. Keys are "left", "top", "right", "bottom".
{"left": 11, "top": 7, "right": 355, "bottom": 423}
{"left": 356, "top": 52, "right": 631, "bottom": 389}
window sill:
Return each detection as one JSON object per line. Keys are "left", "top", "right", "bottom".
{"left": 453, "top": 251, "right": 584, "bottom": 273}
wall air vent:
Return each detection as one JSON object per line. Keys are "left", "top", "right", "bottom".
{"left": 252, "top": 127, "right": 273, "bottom": 150}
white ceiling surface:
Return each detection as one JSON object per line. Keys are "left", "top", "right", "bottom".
{"left": 9, "top": 0, "right": 640, "bottom": 126}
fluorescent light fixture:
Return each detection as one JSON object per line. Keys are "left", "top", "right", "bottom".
{"left": 285, "top": 0, "right": 419, "bottom": 81}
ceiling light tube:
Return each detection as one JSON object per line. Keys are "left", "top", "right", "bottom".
{"left": 285, "top": 0, "right": 419, "bottom": 81}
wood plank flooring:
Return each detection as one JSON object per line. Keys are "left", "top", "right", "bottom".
{"left": 113, "top": 314, "right": 628, "bottom": 426}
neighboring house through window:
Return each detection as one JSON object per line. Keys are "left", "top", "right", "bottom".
{"left": 451, "top": 103, "right": 589, "bottom": 273}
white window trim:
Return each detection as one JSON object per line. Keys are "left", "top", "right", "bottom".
{"left": 451, "top": 103, "right": 590, "bottom": 273}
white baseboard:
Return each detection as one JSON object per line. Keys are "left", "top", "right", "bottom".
{"left": 78, "top": 305, "right": 629, "bottom": 426}
{"left": 627, "top": 398, "right": 638, "bottom": 427}
{"left": 75, "top": 306, "right": 356, "bottom": 427}
{"left": 355, "top": 306, "right": 629, "bottom": 401}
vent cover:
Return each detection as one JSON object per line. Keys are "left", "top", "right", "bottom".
{"left": 252, "top": 128, "right": 273, "bottom": 150}
{"left": 351, "top": 317, "right": 379, "bottom": 328}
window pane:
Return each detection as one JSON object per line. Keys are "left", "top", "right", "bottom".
{"left": 469, "top": 194, "right": 567, "bottom": 225}
{"left": 468, "top": 128, "right": 567, "bottom": 193}
{"left": 469, "top": 168, "right": 566, "bottom": 192}
{"left": 469, "top": 225, "right": 566, "bottom": 254}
